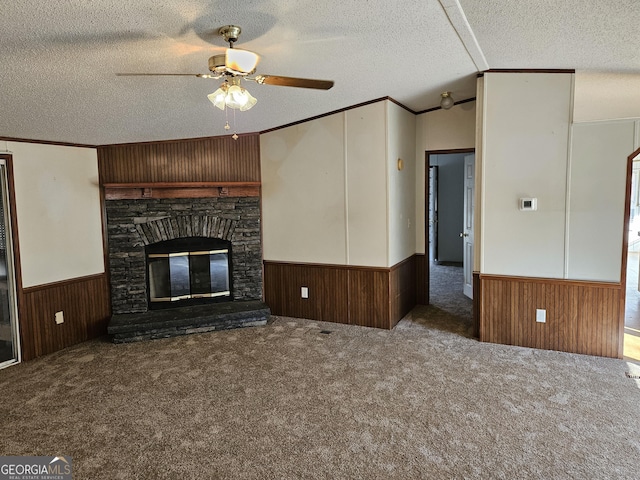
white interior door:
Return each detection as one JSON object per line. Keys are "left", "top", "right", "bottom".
{"left": 428, "top": 166, "right": 438, "bottom": 264}
{"left": 462, "top": 155, "right": 475, "bottom": 299}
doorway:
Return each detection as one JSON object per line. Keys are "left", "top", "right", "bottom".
{"left": 624, "top": 152, "right": 640, "bottom": 362}
{"left": 0, "top": 155, "right": 20, "bottom": 368}
{"left": 424, "top": 149, "right": 474, "bottom": 332}
{"left": 425, "top": 150, "right": 474, "bottom": 294}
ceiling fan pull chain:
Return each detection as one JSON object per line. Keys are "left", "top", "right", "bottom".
{"left": 224, "top": 103, "right": 230, "bottom": 131}
{"left": 232, "top": 108, "right": 239, "bottom": 140}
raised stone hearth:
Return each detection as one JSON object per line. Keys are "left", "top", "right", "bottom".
{"left": 108, "top": 300, "right": 270, "bottom": 343}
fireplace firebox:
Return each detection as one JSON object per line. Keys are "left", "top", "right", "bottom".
{"left": 146, "top": 237, "right": 231, "bottom": 309}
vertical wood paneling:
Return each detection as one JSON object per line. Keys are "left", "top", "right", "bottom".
{"left": 263, "top": 262, "right": 349, "bottom": 324}
{"left": 389, "top": 256, "right": 417, "bottom": 327}
{"left": 472, "top": 272, "right": 480, "bottom": 337}
{"left": 479, "top": 274, "right": 623, "bottom": 358}
{"left": 97, "top": 135, "right": 261, "bottom": 184}
{"left": 264, "top": 256, "right": 418, "bottom": 330}
{"left": 348, "top": 269, "right": 390, "bottom": 329}
{"left": 415, "top": 254, "right": 428, "bottom": 305}
{"left": 19, "top": 274, "right": 111, "bottom": 361}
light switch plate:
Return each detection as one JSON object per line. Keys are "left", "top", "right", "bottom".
{"left": 301, "top": 287, "right": 309, "bottom": 299}
{"left": 55, "top": 311, "right": 64, "bottom": 325}
{"left": 536, "top": 309, "right": 546, "bottom": 323}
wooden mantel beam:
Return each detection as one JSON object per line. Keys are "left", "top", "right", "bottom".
{"left": 103, "top": 182, "right": 261, "bottom": 200}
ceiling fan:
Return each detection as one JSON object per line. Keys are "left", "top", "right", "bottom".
{"left": 117, "top": 25, "right": 334, "bottom": 95}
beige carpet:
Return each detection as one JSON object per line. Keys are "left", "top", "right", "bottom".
{"left": 1, "top": 308, "right": 640, "bottom": 479}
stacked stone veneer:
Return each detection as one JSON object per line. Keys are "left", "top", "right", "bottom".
{"left": 106, "top": 197, "right": 262, "bottom": 315}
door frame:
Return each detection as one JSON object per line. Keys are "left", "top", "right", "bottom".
{"left": 422, "top": 148, "right": 475, "bottom": 305}
{"left": 0, "top": 154, "right": 22, "bottom": 368}
{"left": 619, "top": 147, "right": 640, "bottom": 356}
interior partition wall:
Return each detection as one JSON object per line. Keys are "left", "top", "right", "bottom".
{"left": 0, "top": 155, "right": 20, "bottom": 368}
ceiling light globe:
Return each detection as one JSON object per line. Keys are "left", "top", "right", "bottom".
{"left": 440, "top": 92, "right": 454, "bottom": 110}
{"left": 239, "top": 89, "right": 257, "bottom": 111}
{"left": 207, "top": 86, "right": 228, "bottom": 110}
{"left": 225, "top": 85, "right": 249, "bottom": 109}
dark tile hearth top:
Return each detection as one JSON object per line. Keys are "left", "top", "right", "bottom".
{"left": 108, "top": 300, "right": 270, "bottom": 335}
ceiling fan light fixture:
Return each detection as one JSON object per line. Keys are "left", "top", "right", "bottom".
{"left": 225, "top": 48, "right": 259, "bottom": 74}
{"left": 440, "top": 91, "right": 454, "bottom": 110}
{"left": 207, "top": 84, "right": 229, "bottom": 111}
{"left": 208, "top": 79, "right": 257, "bottom": 112}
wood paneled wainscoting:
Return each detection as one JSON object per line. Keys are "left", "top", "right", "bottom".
{"left": 478, "top": 274, "right": 623, "bottom": 358}
{"left": 19, "top": 274, "right": 111, "bottom": 361}
{"left": 415, "top": 254, "right": 428, "bottom": 305}
{"left": 264, "top": 256, "right": 418, "bottom": 329}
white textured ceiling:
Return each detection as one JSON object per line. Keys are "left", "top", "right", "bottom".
{"left": 459, "top": 0, "right": 640, "bottom": 71}
{"left": 0, "top": 0, "right": 638, "bottom": 145}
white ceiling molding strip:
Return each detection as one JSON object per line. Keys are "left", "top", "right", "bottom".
{"left": 438, "top": 0, "right": 490, "bottom": 72}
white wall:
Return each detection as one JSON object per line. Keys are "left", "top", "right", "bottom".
{"left": 415, "top": 102, "right": 476, "bottom": 254}
{"left": 479, "top": 71, "right": 640, "bottom": 282}
{"left": 261, "top": 100, "right": 413, "bottom": 268}
{"left": 387, "top": 103, "right": 417, "bottom": 266}
{"left": 481, "top": 72, "right": 573, "bottom": 278}
{"left": 345, "top": 102, "right": 388, "bottom": 267}
{"left": 417, "top": 103, "right": 477, "bottom": 152}
{"left": 7, "top": 141, "right": 104, "bottom": 287}
{"left": 574, "top": 72, "right": 640, "bottom": 123}
{"left": 567, "top": 121, "right": 637, "bottom": 281}
{"left": 260, "top": 114, "right": 348, "bottom": 265}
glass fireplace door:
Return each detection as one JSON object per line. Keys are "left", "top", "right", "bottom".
{"left": 147, "top": 245, "right": 231, "bottom": 307}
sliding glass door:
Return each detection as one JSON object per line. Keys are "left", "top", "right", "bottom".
{"left": 0, "top": 158, "right": 19, "bottom": 368}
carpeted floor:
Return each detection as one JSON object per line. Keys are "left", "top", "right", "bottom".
{"left": 427, "top": 262, "right": 474, "bottom": 336}
{"left": 1, "top": 266, "right": 639, "bottom": 479}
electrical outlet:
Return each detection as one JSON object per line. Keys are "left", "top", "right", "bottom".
{"left": 536, "top": 309, "right": 546, "bottom": 323}
{"left": 55, "top": 311, "right": 64, "bottom": 325}
{"left": 301, "top": 287, "right": 309, "bottom": 299}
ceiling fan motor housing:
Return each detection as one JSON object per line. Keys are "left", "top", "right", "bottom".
{"left": 208, "top": 54, "right": 227, "bottom": 75}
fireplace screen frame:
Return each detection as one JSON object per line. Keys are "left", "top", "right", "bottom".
{"left": 145, "top": 237, "right": 232, "bottom": 310}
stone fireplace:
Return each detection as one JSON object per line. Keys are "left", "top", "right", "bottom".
{"left": 106, "top": 196, "right": 263, "bottom": 315}
{"left": 104, "top": 194, "right": 268, "bottom": 342}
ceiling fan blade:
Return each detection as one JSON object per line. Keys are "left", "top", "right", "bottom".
{"left": 116, "top": 73, "right": 215, "bottom": 78}
{"left": 256, "top": 75, "right": 334, "bottom": 90}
